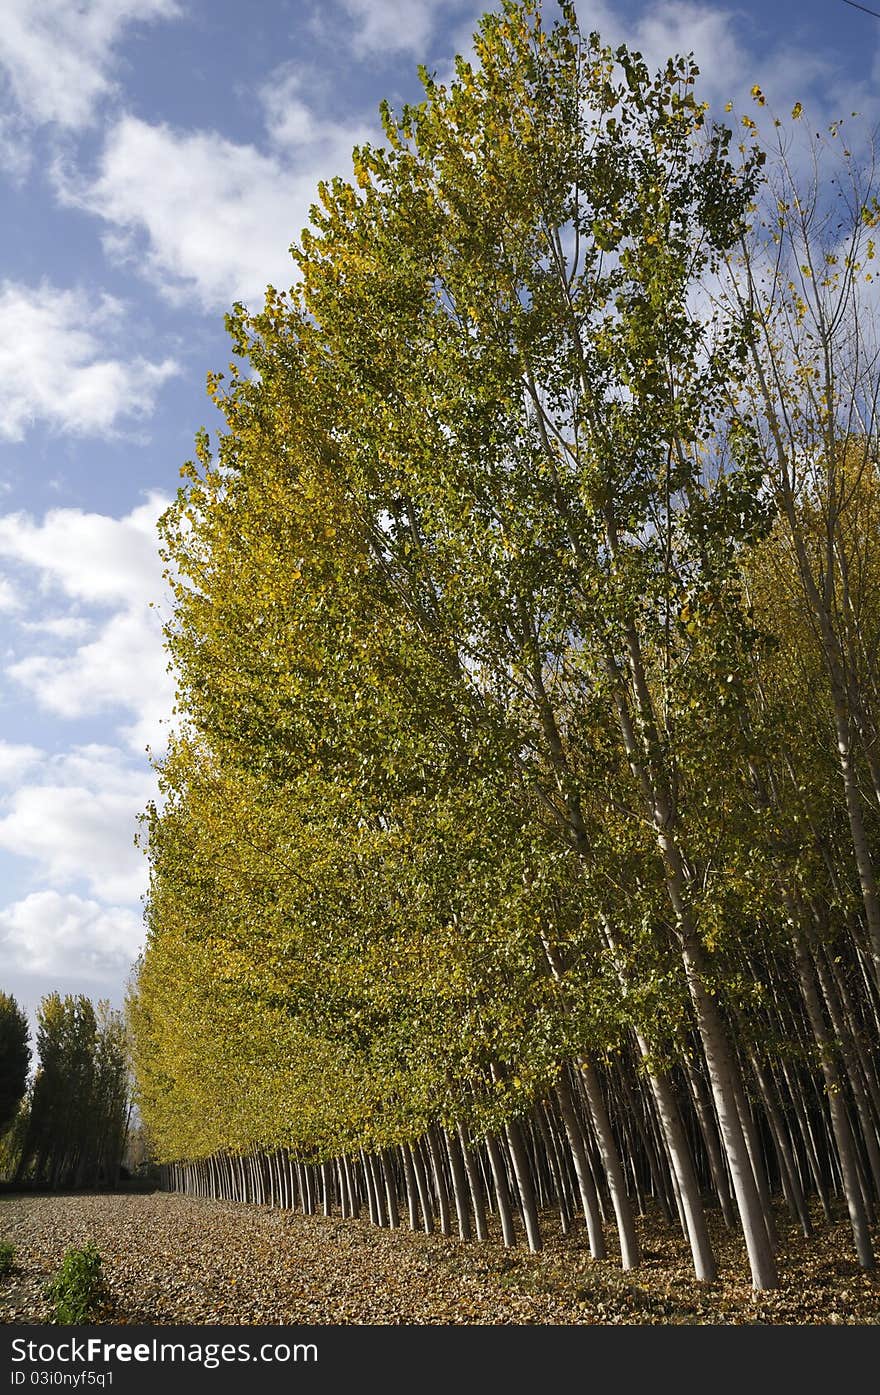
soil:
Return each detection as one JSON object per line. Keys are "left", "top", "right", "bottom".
{"left": 1, "top": 1190, "right": 879, "bottom": 1325}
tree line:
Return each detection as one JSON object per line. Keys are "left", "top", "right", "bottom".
{"left": 1, "top": 992, "right": 131, "bottom": 1189}
{"left": 129, "top": 0, "right": 880, "bottom": 1290}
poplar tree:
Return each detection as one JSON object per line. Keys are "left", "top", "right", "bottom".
{"left": 0, "top": 992, "right": 30, "bottom": 1138}
{"left": 132, "top": 1, "right": 880, "bottom": 1291}
{"left": 16, "top": 995, "right": 130, "bottom": 1189}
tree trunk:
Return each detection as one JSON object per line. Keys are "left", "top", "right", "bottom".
{"left": 577, "top": 1058, "right": 640, "bottom": 1270}
{"left": 533, "top": 1102, "right": 573, "bottom": 1236}
{"left": 504, "top": 1119, "right": 542, "bottom": 1253}
{"left": 555, "top": 1074, "right": 606, "bottom": 1259}
{"left": 794, "top": 930, "right": 875, "bottom": 1269}
{"left": 680, "top": 946, "right": 778, "bottom": 1289}
{"left": 484, "top": 1131, "right": 517, "bottom": 1248}
{"left": 425, "top": 1129, "right": 452, "bottom": 1236}
{"left": 456, "top": 1120, "right": 489, "bottom": 1242}
{"left": 601, "top": 627, "right": 777, "bottom": 1288}
{"left": 400, "top": 1143, "right": 420, "bottom": 1231}
{"left": 381, "top": 1151, "right": 400, "bottom": 1229}
{"left": 408, "top": 1140, "right": 434, "bottom": 1235}
{"left": 443, "top": 1126, "right": 473, "bottom": 1241}
{"left": 639, "top": 1043, "right": 717, "bottom": 1281}
{"left": 747, "top": 1050, "right": 812, "bottom": 1237}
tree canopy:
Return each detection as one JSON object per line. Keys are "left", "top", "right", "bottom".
{"left": 8, "top": 994, "right": 131, "bottom": 1190}
{"left": 130, "top": 0, "right": 880, "bottom": 1292}
{"left": 0, "top": 992, "right": 30, "bottom": 1138}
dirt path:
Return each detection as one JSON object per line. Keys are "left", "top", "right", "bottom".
{"left": 2, "top": 1191, "right": 879, "bottom": 1324}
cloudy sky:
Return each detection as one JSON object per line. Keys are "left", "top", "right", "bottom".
{"left": 0, "top": 0, "right": 878, "bottom": 1023}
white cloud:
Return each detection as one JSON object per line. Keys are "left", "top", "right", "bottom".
{"left": 20, "top": 617, "right": 93, "bottom": 640}
{"left": 0, "top": 745, "right": 153, "bottom": 903}
{"left": 0, "top": 113, "right": 31, "bottom": 182}
{"left": 0, "top": 741, "right": 43, "bottom": 786}
{"left": 303, "top": 0, "right": 487, "bottom": 75}
{"left": 0, "top": 0, "right": 180, "bottom": 130}
{"left": 334, "top": 0, "right": 451, "bottom": 56}
{"left": 64, "top": 106, "right": 368, "bottom": 310}
{"left": 0, "top": 575, "right": 20, "bottom": 612}
{"left": 309, "top": 0, "right": 486, "bottom": 59}
{"left": 618, "top": 2, "right": 750, "bottom": 105}
{"left": 0, "top": 495, "right": 167, "bottom": 606}
{"left": 9, "top": 606, "right": 173, "bottom": 754}
{"left": 261, "top": 69, "right": 324, "bottom": 150}
{"left": 0, "top": 495, "right": 174, "bottom": 753}
{"left": 0, "top": 282, "right": 178, "bottom": 442}
{"left": 0, "top": 890, "right": 143, "bottom": 980}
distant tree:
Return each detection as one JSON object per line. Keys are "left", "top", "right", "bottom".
{"left": 16, "top": 994, "right": 130, "bottom": 1189}
{"left": 0, "top": 991, "right": 30, "bottom": 1137}
{"left": 90, "top": 1003, "right": 132, "bottom": 1188}
{"left": 0, "top": 1099, "right": 30, "bottom": 1181}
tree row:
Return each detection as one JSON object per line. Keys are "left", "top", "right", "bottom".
{"left": 1, "top": 993, "right": 131, "bottom": 1191}
{"left": 130, "top": 0, "right": 880, "bottom": 1290}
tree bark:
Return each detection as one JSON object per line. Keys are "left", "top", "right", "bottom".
{"left": 555, "top": 1074, "right": 606, "bottom": 1258}
{"left": 577, "top": 1058, "right": 640, "bottom": 1270}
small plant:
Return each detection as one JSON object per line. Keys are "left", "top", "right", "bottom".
{"left": 44, "top": 1243, "right": 106, "bottom": 1324}
{"left": 0, "top": 1241, "right": 14, "bottom": 1275}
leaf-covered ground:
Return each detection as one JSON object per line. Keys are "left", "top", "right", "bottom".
{"left": 1, "top": 1191, "right": 878, "bottom": 1325}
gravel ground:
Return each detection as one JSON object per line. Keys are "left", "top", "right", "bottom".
{"left": 2, "top": 1191, "right": 879, "bottom": 1325}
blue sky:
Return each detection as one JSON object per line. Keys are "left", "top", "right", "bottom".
{"left": 0, "top": 0, "right": 878, "bottom": 1024}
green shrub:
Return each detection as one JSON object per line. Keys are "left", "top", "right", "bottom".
{"left": 0, "top": 1241, "right": 14, "bottom": 1275}
{"left": 44, "top": 1243, "right": 105, "bottom": 1324}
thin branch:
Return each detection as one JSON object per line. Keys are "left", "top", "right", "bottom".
{"left": 841, "top": 0, "right": 880, "bottom": 18}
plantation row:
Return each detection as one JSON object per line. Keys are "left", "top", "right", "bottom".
{"left": 132, "top": 1, "right": 880, "bottom": 1293}
{"left": 161, "top": 1033, "right": 880, "bottom": 1268}
{"left": 0, "top": 994, "right": 130, "bottom": 1192}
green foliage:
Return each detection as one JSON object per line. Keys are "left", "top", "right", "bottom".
{"left": 0, "top": 992, "right": 31, "bottom": 1137}
{"left": 130, "top": 1, "right": 880, "bottom": 1266}
{"left": 131, "top": 0, "right": 758, "bottom": 1160}
{"left": 44, "top": 1243, "right": 105, "bottom": 1325}
{"left": 133, "top": 0, "right": 770, "bottom": 1163}
{"left": 16, "top": 996, "right": 130, "bottom": 1189}
{"left": 0, "top": 1241, "right": 15, "bottom": 1275}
